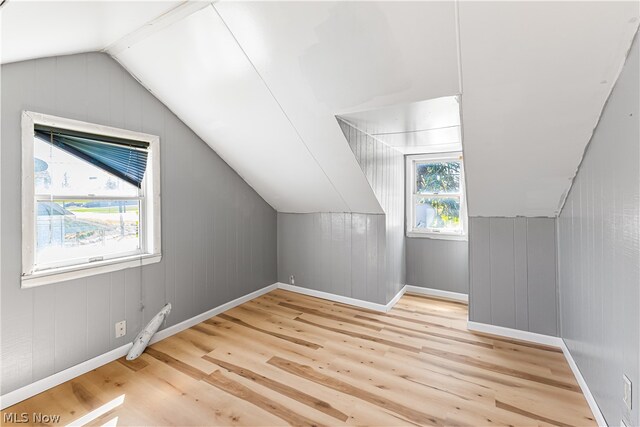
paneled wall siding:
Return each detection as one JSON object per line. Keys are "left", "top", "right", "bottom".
{"left": 406, "top": 238, "right": 469, "bottom": 294}
{"left": 276, "top": 120, "right": 405, "bottom": 304}
{"left": 469, "top": 217, "right": 558, "bottom": 336}
{"left": 557, "top": 33, "right": 639, "bottom": 426}
{"left": 338, "top": 120, "right": 406, "bottom": 302}
{"left": 0, "top": 53, "right": 277, "bottom": 395}
{"left": 277, "top": 212, "right": 387, "bottom": 304}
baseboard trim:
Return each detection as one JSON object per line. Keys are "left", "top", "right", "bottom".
{"left": 467, "top": 321, "right": 563, "bottom": 348}
{"left": 559, "top": 340, "right": 607, "bottom": 426}
{"left": 150, "top": 283, "right": 277, "bottom": 344}
{"left": 276, "top": 283, "right": 406, "bottom": 313}
{"left": 466, "top": 321, "right": 606, "bottom": 426}
{"left": 404, "top": 285, "right": 468, "bottom": 303}
{"left": 0, "top": 344, "right": 131, "bottom": 410}
{"left": 0, "top": 283, "right": 278, "bottom": 410}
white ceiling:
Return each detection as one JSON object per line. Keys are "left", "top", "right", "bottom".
{"left": 337, "top": 96, "right": 462, "bottom": 155}
{"left": 211, "top": 1, "right": 460, "bottom": 212}
{"left": 458, "top": 1, "right": 639, "bottom": 216}
{"left": 0, "top": 0, "right": 182, "bottom": 64}
{"left": 2, "top": 1, "right": 638, "bottom": 216}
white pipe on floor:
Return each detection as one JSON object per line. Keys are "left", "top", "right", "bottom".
{"left": 126, "top": 303, "right": 171, "bottom": 360}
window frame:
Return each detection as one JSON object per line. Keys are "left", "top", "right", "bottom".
{"left": 405, "top": 152, "right": 468, "bottom": 241}
{"left": 21, "top": 111, "right": 162, "bottom": 288}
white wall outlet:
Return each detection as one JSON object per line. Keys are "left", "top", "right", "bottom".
{"left": 289, "top": 275, "right": 295, "bottom": 285}
{"left": 115, "top": 320, "right": 126, "bottom": 338}
{"left": 623, "top": 375, "right": 632, "bottom": 411}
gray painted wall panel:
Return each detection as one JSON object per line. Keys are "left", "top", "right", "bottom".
{"left": 405, "top": 238, "right": 469, "bottom": 294}
{"left": 558, "top": 33, "right": 639, "bottom": 426}
{"left": 513, "top": 218, "right": 529, "bottom": 330}
{"left": 469, "top": 217, "right": 492, "bottom": 323}
{"left": 0, "top": 53, "right": 277, "bottom": 395}
{"left": 490, "top": 219, "right": 516, "bottom": 328}
{"left": 469, "top": 217, "right": 558, "bottom": 335}
{"left": 526, "top": 218, "right": 557, "bottom": 336}
{"left": 277, "top": 120, "right": 406, "bottom": 305}
{"left": 277, "top": 212, "right": 387, "bottom": 303}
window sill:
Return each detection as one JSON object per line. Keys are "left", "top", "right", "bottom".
{"left": 406, "top": 231, "right": 468, "bottom": 241}
{"left": 21, "top": 253, "right": 162, "bottom": 289}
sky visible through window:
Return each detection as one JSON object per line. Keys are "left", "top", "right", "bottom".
{"left": 34, "top": 137, "right": 141, "bottom": 268}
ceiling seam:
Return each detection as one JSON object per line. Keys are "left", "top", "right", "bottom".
{"left": 336, "top": 117, "right": 404, "bottom": 156}
{"left": 555, "top": 23, "right": 640, "bottom": 217}
{"left": 212, "top": 4, "right": 352, "bottom": 213}
{"left": 103, "top": 1, "right": 215, "bottom": 57}
{"left": 454, "top": 0, "right": 472, "bottom": 216}
{"left": 370, "top": 124, "right": 460, "bottom": 136}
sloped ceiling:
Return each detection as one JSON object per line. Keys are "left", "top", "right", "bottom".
{"left": 337, "top": 96, "right": 462, "bottom": 155}
{"left": 458, "top": 1, "right": 639, "bottom": 216}
{"left": 2, "top": 1, "right": 638, "bottom": 216}
{"left": 0, "top": 0, "right": 182, "bottom": 64}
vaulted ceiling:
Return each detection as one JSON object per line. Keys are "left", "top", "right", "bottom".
{"left": 2, "top": 1, "right": 638, "bottom": 216}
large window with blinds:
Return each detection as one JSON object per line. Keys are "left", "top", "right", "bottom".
{"left": 406, "top": 152, "right": 467, "bottom": 240}
{"left": 21, "top": 111, "right": 161, "bottom": 288}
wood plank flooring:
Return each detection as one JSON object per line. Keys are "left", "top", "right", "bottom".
{"left": 1, "top": 290, "right": 595, "bottom": 426}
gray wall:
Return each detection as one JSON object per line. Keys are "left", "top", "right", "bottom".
{"left": 277, "top": 212, "right": 387, "bottom": 303}
{"left": 469, "top": 217, "right": 558, "bottom": 336}
{"left": 557, "top": 32, "right": 639, "bottom": 426}
{"left": 406, "top": 238, "right": 468, "bottom": 294}
{"left": 0, "top": 53, "right": 277, "bottom": 395}
{"left": 276, "top": 120, "right": 405, "bottom": 305}
{"left": 338, "top": 120, "right": 405, "bottom": 302}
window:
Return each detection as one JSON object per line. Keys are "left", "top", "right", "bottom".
{"left": 22, "top": 111, "right": 161, "bottom": 287}
{"left": 406, "top": 152, "right": 467, "bottom": 240}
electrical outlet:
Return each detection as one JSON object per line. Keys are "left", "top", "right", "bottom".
{"left": 115, "top": 320, "right": 126, "bottom": 338}
{"left": 623, "top": 375, "right": 632, "bottom": 412}
{"left": 289, "top": 275, "right": 295, "bottom": 285}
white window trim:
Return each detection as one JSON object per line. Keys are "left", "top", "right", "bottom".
{"left": 405, "top": 152, "right": 468, "bottom": 241}
{"left": 21, "top": 111, "right": 162, "bottom": 288}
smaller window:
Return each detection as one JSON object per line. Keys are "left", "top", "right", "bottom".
{"left": 406, "top": 153, "right": 467, "bottom": 240}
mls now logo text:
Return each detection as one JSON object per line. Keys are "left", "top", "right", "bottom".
{"left": 3, "top": 412, "right": 61, "bottom": 423}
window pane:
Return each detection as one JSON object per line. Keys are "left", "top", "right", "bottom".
{"left": 415, "top": 161, "right": 461, "bottom": 194}
{"left": 36, "top": 200, "right": 141, "bottom": 268}
{"left": 415, "top": 197, "right": 461, "bottom": 232}
{"left": 34, "top": 137, "right": 139, "bottom": 197}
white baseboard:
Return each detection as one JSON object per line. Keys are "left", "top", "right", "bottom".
{"left": 404, "top": 285, "right": 468, "bottom": 303}
{"left": 559, "top": 340, "right": 607, "bottom": 426}
{"left": 467, "top": 321, "right": 563, "bottom": 348}
{"left": 466, "top": 321, "right": 606, "bottom": 426}
{"left": 276, "top": 283, "right": 406, "bottom": 313}
{"left": 150, "top": 283, "right": 277, "bottom": 344}
{"left": 0, "top": 344, "right": 131, "bottom": 410}
{"left": 0, "top": 283, "right": 278, "bottom": 410}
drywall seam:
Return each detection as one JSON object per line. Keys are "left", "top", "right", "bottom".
{"left": 336, "top": 117, "right": 403, "bottom": 154}
{"left": 212, "top": 4, "right": 352, "bottom": 212}
{"left": 454, "top": 0, "right": 472, "bottom": 218}
{"left": 0, "top": 283, "right": 279, "bottom": 410}
{"left": 556, "top": 25, "right": 640, "bottom": 215}
{"left": 104, "top": 1, "right": 215, "bottom": 56}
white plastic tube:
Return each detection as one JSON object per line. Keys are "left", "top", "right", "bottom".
{"left": 126, "top": 303, "right": 171, "bottom": 360}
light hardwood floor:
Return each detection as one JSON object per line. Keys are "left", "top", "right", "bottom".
{"left": 2, "top": 289, "right": 595, "bottom": 426}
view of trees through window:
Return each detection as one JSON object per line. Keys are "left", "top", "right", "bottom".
{"left": 414, "top": 161, "right": 462, "bottom": 232}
